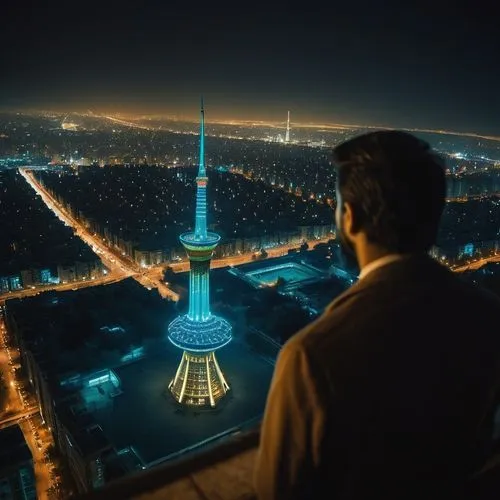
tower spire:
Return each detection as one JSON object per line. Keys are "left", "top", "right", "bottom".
{"left": 194, "top": 97, "right": 208, "bottom": 239}
{"left": 198, "top": 96, "right": 206, "bottom": 177}
{"left": 285, "top": 110, "right": 290, "bottom": 143}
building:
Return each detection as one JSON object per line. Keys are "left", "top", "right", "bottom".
{"left": 167, "top": 101, "right": 232, "bottom": 408}
{"left": 285, "top": 110, "right": 290, "bottom": 143}
{"left": 5, "top": 276, "right": 275, "bottom": 495}
{"left": 57, "top": 263, "right": 77, "bottom": 283}
{"left": 0, "top": 425, "right": 37, "bottom": 500}
{"left": 20, "top": 269, "right": 36, "bottom": 288}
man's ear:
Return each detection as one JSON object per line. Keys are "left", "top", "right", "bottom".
{"left": 343, "top": 202, "right": 354, "bottom": 236}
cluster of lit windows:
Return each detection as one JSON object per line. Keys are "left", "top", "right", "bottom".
{"left": 35, "top": 165, "right": 333, "bottom": 253}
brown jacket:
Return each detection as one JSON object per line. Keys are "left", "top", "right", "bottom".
{"left": 254, "top": 254, "right": 500, "bottom": 499}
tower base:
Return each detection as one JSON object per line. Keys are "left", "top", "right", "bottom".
{"left": 168, "top": 351, "right": 230, "bottom": 408}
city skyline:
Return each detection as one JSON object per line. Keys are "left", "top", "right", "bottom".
{"left": 4, "top": 107, "right": 500, "bottom": 145}
{"left": 2, "top": 93, "right": 500, "bottom": 497}
{"left": 1, "top": 3, "right": 498, "bottom": 136}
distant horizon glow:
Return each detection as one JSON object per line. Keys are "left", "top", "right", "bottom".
{"left": 2, "top": 105, "right": 500, "bottom": 143}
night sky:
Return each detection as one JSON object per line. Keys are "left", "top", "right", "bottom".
{"left": 1, "top": 1, "right": 498, "bottom": 135}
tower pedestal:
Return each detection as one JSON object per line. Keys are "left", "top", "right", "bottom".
{"left": 168, "top": 313, "right": 232, "bottom": 408}
{"left": 169, "top": 350, "right": 230, "bottom": 407}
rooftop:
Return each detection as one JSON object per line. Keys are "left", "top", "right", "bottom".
{"left": 76, "top": 339, "right": 273, "bottom": 466}
{"left": 6, "top": 277, "right": 276, "bottom": 478}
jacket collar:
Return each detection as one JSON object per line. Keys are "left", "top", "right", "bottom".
{"left": 325, "top": 253, "right": 442, "bottom": 314}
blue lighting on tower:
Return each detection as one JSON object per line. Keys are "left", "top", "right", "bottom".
{"left": 167, "top": 99, "right": 232, "bottom": 407}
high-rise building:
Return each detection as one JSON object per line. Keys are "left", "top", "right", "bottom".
{"left": 285, "top": 110, "right": 290, "bottom": 143}
{"left": 167, "top": 100, "right": 232, "bottom": 408}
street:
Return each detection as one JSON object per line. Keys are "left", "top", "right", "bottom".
{"left": 18, "top": 168, "right": 333, "bottom": 302}
{"left": 0, "top": 308, "right": 61, "bottom": 499}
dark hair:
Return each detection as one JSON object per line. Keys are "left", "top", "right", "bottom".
{"left": 333, "top": 130, "right": 446, "bottom": 253}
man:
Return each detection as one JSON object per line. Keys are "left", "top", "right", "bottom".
{"left": 254, "top": 131, "right": 500, "bottom": 499}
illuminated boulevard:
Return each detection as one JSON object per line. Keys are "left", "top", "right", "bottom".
{"left": 1, "top": 311, "right": 59, "bottom": 500}
{"left": 451, "top": 252, "right": 500, "bottom": 273}
{"left": 19, "top": 168, "right": 179, "bottom": 301}
{"left": 0, "top": 273, "right": 124, "bottom": 304}
{"left": 15, "top": 168, "right": 333, "bottom": 302}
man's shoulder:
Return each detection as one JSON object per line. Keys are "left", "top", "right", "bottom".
{"left": 285, "top": 262, "right": 500, "bottom": 357}
{"left": 285, "top": 285, "right": 364, "bottom": 353}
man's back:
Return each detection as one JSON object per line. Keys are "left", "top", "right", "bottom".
{"left": 254, "top": 255, "right": 500, "bottom": 499}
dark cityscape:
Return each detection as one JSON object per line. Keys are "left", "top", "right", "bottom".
{"left": 1, "top": 2, "right": 500, "bottom": 500}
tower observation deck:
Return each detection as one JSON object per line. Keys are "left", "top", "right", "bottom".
{"left": 167, "top": 100, "right": 232, "bottom": 408}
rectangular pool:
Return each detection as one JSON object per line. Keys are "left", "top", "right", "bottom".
{"left": 246, "top": 262, "right": 322, "bottom": 286}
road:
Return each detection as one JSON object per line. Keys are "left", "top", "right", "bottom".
{"left": 19, "top": 417, "right": 52, "bottom": 500}
{"left": 0, "top": 313, "right": 28, "bottom": 416}
{"left": 20, "top": 168, "right": 181, "bottom": 301}
{"left": 20, "top": 168, "right": 132, "bottom": 278}
{"left": 16, "top": 168, "right": 500, "bottom": 288}
{"left": 451, "top": 253, "right": 500, "bottom": 273}
{"left": 1, "top": 311, "right": 59, "bottom": 499}
{"left": 0, "top": 407, "right": 38, "bottom": 431}
{"left": 168, "top": 239, "right": 332, "bottom": 274}
{"left": 0, "top": 272, "right": 124, "bottom": 303}
{"left": 20, "top": 168, "right": 334, "bottom": 301}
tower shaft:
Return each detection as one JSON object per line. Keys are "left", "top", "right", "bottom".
{"left": 187, "top": 258, "right": 211, "bottom": 321}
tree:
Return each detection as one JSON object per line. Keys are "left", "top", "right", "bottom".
{"left": 0, "top": 371, "right": 8, "bottom": 413}
{"left": 275, "top": 276, "right": 286, "bottom": 289}
{"left": 163, "top": 266, "right": 177, "bottom": 283}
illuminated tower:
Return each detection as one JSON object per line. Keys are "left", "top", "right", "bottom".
{"left": 167, "top": 99, "right": 232, "bottom": 408}
{"left": 285, "top": 110, "right": 290, "bottom": 143}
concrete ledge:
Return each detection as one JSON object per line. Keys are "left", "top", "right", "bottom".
{"left": 78, "top": 427, "right": 260, "bottom": 500}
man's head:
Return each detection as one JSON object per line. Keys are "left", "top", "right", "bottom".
{"left": 333, "top": 130, "right": 446, "bottom": 263}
